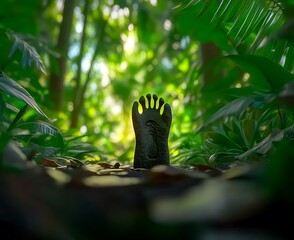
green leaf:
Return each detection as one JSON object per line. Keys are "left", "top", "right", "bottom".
{"left": 15, "top": 121, "right": 64, "bottom": 148}
{"left": 8, "top": 104, "right": 29, "bottom": 131}
{"left": 6, "top": 30, "right": 46, "bottom": 74}
{"left": 198, "top": 96, "right": 256, "bottom": 131}
{"left": 236, "top": 128, "right": 285, "bottom": 160}
{"left": 0, "top": 93, "right": 5, "bottom": 120}
{"left": 231, "top": 118, "right": 250, "bottom": 149}
{"left": 185, "top": 0, "right": 286, "bottom": 47}
{"left": 176, "top": 2, "right": 232, "bottom": 51}
{"left": 242, "top": 119, "right": 257, "bottom": 147}
{"left": 181, "top": 0, "right": 293, "bottom": 70}
{"left": 0, "top": 76, "right": 49, "bottom": 120}
{"left": 38, "top": 147, "right": 61, "bottom": 158}
{"left": 227, "top": 55, "right": 294, "bottom": 92}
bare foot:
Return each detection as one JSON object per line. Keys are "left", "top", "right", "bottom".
{"left": 132, "top": 94, "right": 172, "bottom": 169}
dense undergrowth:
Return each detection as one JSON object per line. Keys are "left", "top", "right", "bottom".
{"left": 0, "top": 1, "right": 294, "bottom": 239}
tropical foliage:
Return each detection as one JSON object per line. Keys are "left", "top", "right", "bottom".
{"left": 1, "top": 1, "right": 294, "bottom": 239}
{"left": 175, "top": 0, "right": 294, "bottom": 167}
{"left": 0, "top": 0, "right": 293, "bottom": 170}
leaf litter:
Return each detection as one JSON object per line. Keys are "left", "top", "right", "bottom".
{"left": 0, "top": 157, "right": 291, "bottom": 240}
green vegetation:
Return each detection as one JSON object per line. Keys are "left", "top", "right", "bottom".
{"left": 1, "top": 0, "right": 292, "bottom": 169}
{"left": 0, "top": 0, "right": 294, "bottom": 238}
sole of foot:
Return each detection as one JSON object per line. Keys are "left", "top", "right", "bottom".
{"left": 132, "top": 94, "right": 172, "bottom": 169}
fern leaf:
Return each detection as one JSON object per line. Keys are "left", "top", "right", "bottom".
{"left": 6, "top": 30, "right": 46, "bottom": 75}
{"left": 8, "top": 104, "right": 29, "bottom": 131}
{"left": 198, "top": 96, "right": 257, "bottom": 132}
{"left": 0, "top": 76, "right": 49, "bottom": 119}
{"left": 182, "top": 0, "right": 293, "bottom": 72}
{"left": 15, "top": 121, "right": 64, "bottom": 148}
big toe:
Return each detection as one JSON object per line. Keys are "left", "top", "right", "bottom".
{"left": 132, "top": 101, "right": 140, "bottom": 121}
{"left": 139, "top": 96, "right": 146, "bottom": 109}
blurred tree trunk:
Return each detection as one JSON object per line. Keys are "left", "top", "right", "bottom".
{"left": 49, "top": 0, "right": 76, "bottom": 112}
{"left": 199, "top": 42, "right": 222, "bottom": 88}
{"left": 70, "top": 0, "right": 90, "bottom": 129}
{"left": 70, "top": 3, "right": 109, "bottom": 129}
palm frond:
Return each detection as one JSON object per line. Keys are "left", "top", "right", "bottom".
{"left": 6, "top": 30, "right": 47, "bottom": 75}
{"left": 181, "top": 0, "right": 293, "bottom": 72}
{"left": 0, "top": 76, "right": 50, "bottom": 120}
{"left": 14, "top": 120, "right": 64, "bottom": 147}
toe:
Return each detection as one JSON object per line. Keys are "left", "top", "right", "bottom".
{"left": 162, "top": 103, "right": 172, "bottom": 126}
{"left": 132, "top": 101, "right": 139, "bottom": 116}
{"left": 146, "top": 94, "right": 151, "bottom": 109}
{"left": 153, "top": 94, "right": 158, "bottom": 109}
{"left": 158, "top": 97, "right": 165, "bottom": 111}
{"left": 139, "top": 96, "right": 146, "bottom": 109}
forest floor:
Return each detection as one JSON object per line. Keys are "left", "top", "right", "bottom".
{"left": 0, "top": 159, "right": 292, "bottom": 240}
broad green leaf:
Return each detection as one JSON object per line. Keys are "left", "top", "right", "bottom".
{"left": 206, "top": 127, "right": 243, "bottom": 149}
{"left": 242, "top": 119, "right": 257, "bottom": 147}
{"left": 6, "top": 30, "right": 46, "bottom": 74}
{"left": 39, "top": 147, "right": 61, "bottom": 158}
{"left": 15, "top": 121, "right": 64, "bottom": 148}
{"left": 0, "top": 76, "right": 49, "bottom": 120}
{"left": 8, "top": 104, "right": 29, "bottom": 131}
{"left": 199, "top": 96, "right": 256, "bottom": 131}
{"left": 236, "top": 128, "right": 285, "bottom": 159}
{"left": 5, "top": 103, "right": 19, "bottom": 114}
{"left": 231, "top": 118, "right": 250, "bottom": 149}
{"left": 227, "top": 55, "right": 294, "bottom": 92}
{"left": 237, "top": 123, "right": 294, "bottom": 160}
